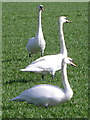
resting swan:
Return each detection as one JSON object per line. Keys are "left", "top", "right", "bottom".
{"left": 26, "top": 5, "right": 46, "bottom": 57}
{"left": 10, "top": 57, "right": 76, "bottom": 107}
{"left": 20, "top": 16, "right": 71, "bottom": 78}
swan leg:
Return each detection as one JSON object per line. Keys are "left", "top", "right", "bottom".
{"left": 42, "top": 75, "right": 44, "bottom": 80}
{"left": 41, "top": 51, "right": 44, "bottom": 57}
{"left": 51, "top": 71, "right": 55, "bottom": 79}
{"left": 52, "top": 75, "right": 54, "bottom": 79}
{"left": 45, "top": 103, "right": 49, "bottom": 108}
{"left": 29, "top": 53, "right": 31, "bottom": 57}
{"left": 45, "top": 105, "right": 48, "bottom": 108}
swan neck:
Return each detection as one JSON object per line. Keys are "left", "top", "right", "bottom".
{"left": 38, "top": 10, "right": 42, "bottom": 33}
{"left": 59, "top": 21, "right": 67, "bottom": 56}
{"left": 62, "top": 64, "right": 72, "bottom": 92}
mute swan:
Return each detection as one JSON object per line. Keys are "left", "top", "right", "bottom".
{"left": 26, "top": 5, "right": 46, "bottom": 57}
{"left": 20, "top": 16, "right": 71, "bottom": 78}
{"left": 10, "top": 57, "right": 76, "bottom": 107}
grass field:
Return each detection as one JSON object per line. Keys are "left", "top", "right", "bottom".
{"left": 2, "top": 2, "right": 88, "bottom": 119}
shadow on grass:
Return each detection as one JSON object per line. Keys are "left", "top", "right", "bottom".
{"left": 3, "top": 74, "right": 43, "bottom": 84}
{"left": 2, "top": 56, "right": 29, "bottom": 63}
{"left": 4, "top": 79, "right": 30, "bottom": 84}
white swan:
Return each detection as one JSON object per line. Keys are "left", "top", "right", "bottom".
{"left": 26, "top": 5, "right": 46, "bottom": 57}
{"left": 10, "top": 57, "right": 76, "bottom": 107}
{"left": 20, "top": 16, "right": 71, "bottom": 78}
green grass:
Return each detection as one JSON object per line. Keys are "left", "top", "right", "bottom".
{"left": 2, "top": 2, "right": 88, "bottom": 118}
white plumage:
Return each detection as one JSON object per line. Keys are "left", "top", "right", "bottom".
{"left": 21, "top": 54, "right": 63, "bottom": 76}
{"left": 21, "top": 16, "right": 71, "bottom": 78}
{"left": 10, "top": 57, "right": 76, "bottom": 107}
{"left": 26, "top": 5, "right": 46, "bottom": 57}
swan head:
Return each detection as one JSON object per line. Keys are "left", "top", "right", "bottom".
{"left": 38, "top": 5, "right": 44, "bottom": 11}
{"left": 59, "top": 16, "right": 71, "bottom": 23}
{"left": 63, "top": 57, "right": 76, "bottom": 67}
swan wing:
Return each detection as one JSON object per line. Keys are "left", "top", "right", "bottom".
{"left": 10, "top": 84, "right": 65, "bottom": 106}
{"left": 26, "top": 37, "right": 41, "bottom": 53}
{"left": 22, "top": 54, "right": 64, "bottom": 73}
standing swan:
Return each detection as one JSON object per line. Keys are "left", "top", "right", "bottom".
{"left": 20, "top": 16, "right": 71, "bottom": 78}
{"left": 26, "top": 5, "right": 46, "bottom": 57}
{"left": 10, "top": 57, "right": 76, "bottom": 107}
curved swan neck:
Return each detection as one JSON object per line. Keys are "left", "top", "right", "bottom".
{"left": 59, "top": 21, "right": 67, "bottom": 56}
{"left": 62, "top": 63, "right": 72, "bottom": 92}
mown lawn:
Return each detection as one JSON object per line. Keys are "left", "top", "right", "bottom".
{"left": 2, "top": 2, "right": 88, "bottom": 118}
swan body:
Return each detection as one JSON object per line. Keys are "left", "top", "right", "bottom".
{"left": 20, "top": 54, "right": 64, "bottom": 77}
{"left": 9, "top": 85, "right": 70, "bottom": 106}
{"left": 10, "top": 57, "right": 76, "bottom": 107}
{"left": 21, "top": 16, "right": 71, "bottom": 78}
{"left": 26, "top": 5, "right": 45, "bottom": 57}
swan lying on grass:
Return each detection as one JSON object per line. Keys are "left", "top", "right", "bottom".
{"left": 10, "top": 57, "right": 76, "bottom": 107}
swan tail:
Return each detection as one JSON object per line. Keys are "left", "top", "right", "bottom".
{"left": 20, "top": 67, "right": 40, "bottom": 72}
{"left": 9, "top": 96, "right": 24, "bottom": 102}
{"left": 20, "top": 69, "right": 30, "bottom": 72}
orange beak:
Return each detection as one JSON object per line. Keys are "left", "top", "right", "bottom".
{"left": 70, "top": 61, "right": 76, "bottom": 67}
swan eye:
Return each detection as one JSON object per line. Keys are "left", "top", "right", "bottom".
{"left": 40, "top": 5, "right": 43, "bottom": 9}
{"left": 39, "top": 5, "right": 44, "bottom": 11}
